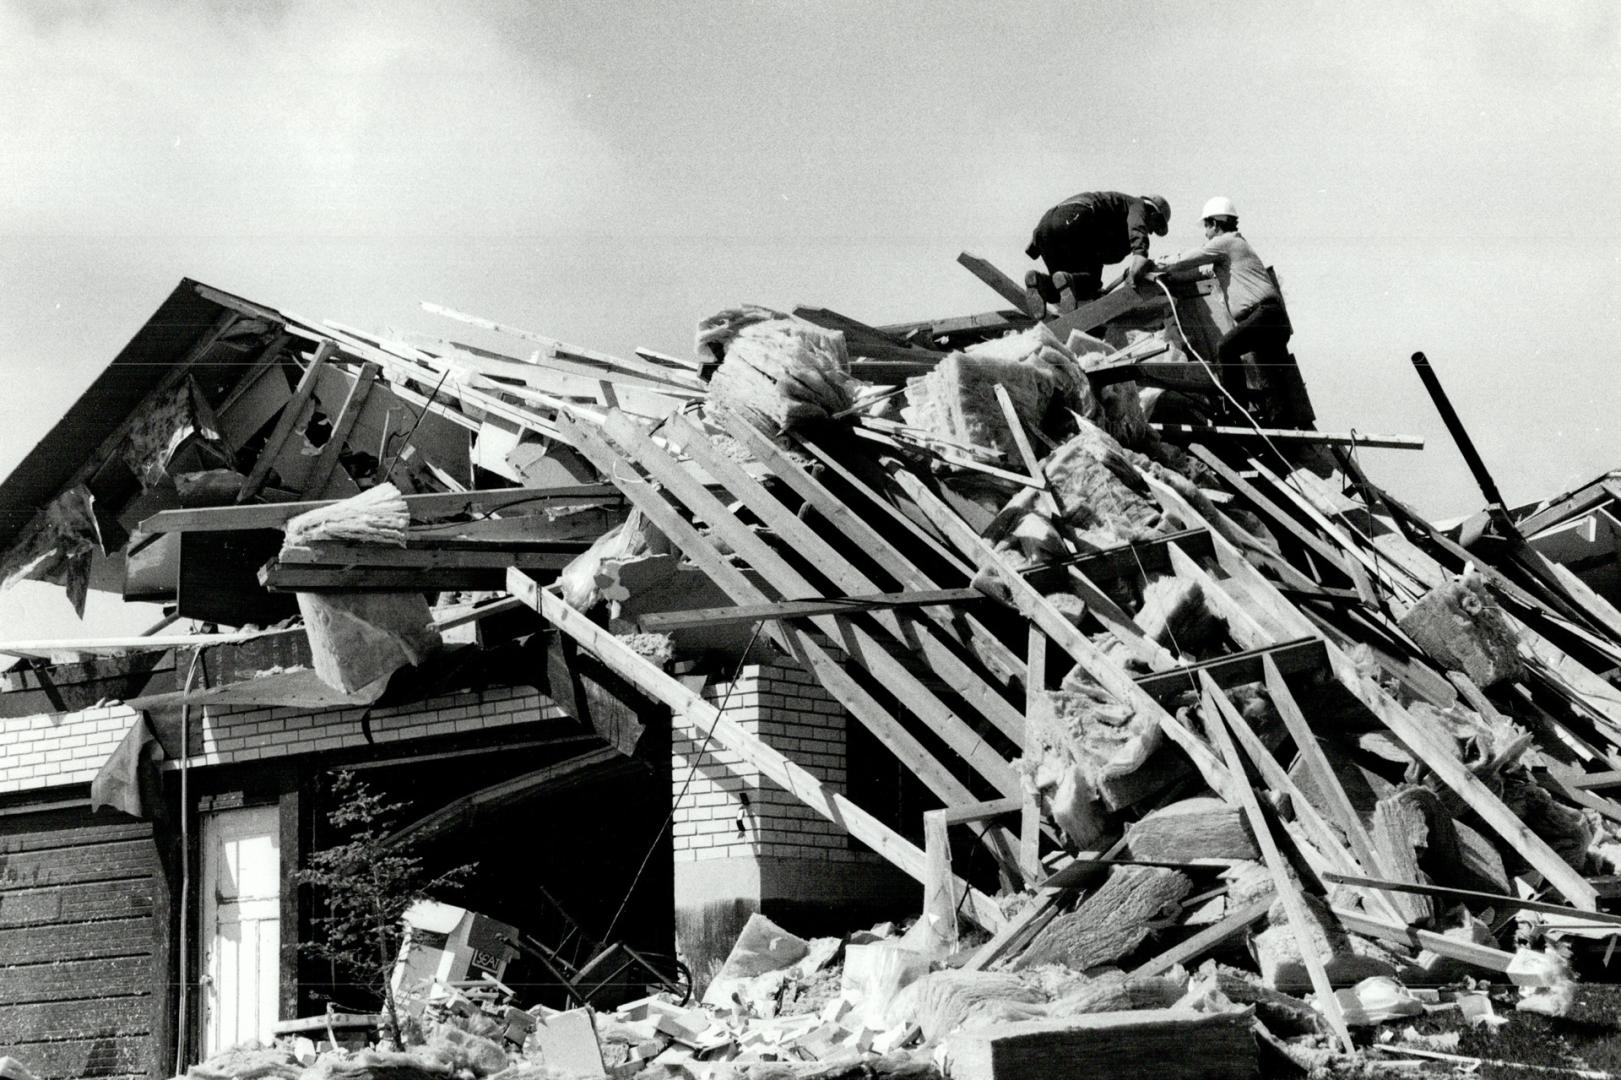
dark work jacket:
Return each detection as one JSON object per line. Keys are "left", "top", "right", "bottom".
{"left": 1025, "top": 191, "right": 1154, "bottom": 263}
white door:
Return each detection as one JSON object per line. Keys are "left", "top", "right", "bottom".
{"left": 200, "top": 804, "right": 281, "bottom": 1055}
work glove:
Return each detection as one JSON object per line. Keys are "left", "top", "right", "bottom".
{"left": 1127, "top": 253, "right": 1153, "bottom": 284}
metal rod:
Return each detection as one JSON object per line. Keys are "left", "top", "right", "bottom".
{"left": 1409, "top": 351, "right": 1509, "bottom": 517}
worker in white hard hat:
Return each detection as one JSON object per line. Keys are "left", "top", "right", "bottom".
{"left": 1155, "top": 197, "right": 1311, "bottom": 425}
{"left": 1023, "top": 192, "right": 1170, "bottom": 317}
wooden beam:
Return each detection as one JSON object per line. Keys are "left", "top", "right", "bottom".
{"left": 1128, "top": 895, "right": 1273, "bottom": 978}
{"left": 1154, "top": 424, "right": 1424, "bottom": 450}
{"left": 1187, "top": 445, "right": 1359, "bottom": 578}
{"left": 732, "top": 417, "right": 1024, "bottom": 685}
{"left": 1132, "top": 638, "right": 1327, "bottom": 702}
{"left": 140, "top": 484, "right": 623, "bottom": 534}
{"left": 792, "top": 432, "right": 975, "bottom": 578}
{"left": 625, "top": 411, "right": 1025, "bottom": 785}
{"left": 957, "top": 252, "right": 1032, "bottom": 310}
{"left": 876, "top": 309, "right": 1031, "bottom": 340}
{"left": 1322, "top": 872, "right": 1621, "bottom": 927}
{"left": 1264, "top": 654, "right": 1408, "bottom": 923}
{"left": 923, "top": 809, "right": 959, "bottom": 952}
{"left": 421, "top": 300, "right": 709, "bottom": 392}
{"left": 238, "top": 339, "right": 335, "bottom": 501}
{"left": 1046, "top": 281, "right": 1170, "bottom": 340}
{"left": 1330, "top": 907, "right": 1514, "bottom": 974}
{"left": 557, "top": 413, "right": 1020, "bottom": 853}
{"left": 303, "top": 361, "right": 379, "bottom": 496}
{"left": 1199, "top": 672, "right": 1355, "bottom": 1054}
{"left": 262, "top": 555, "right": 572, "bottom": 591}
{"left": 635, "top": 588, "right": 985, "bottom": 632}
{"left": 891, "top": 467, "right": 1236, "bottom": 802}
{"left": 1144, "top": 473, "right": 1603, "bottom": 912}
{"left": 505, "top": 568, "right": 1005, "bottom": 931}
{"left": 1023, "top": 527, "right": 1215, "bottom": 593}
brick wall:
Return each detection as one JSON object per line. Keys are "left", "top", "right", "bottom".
{"left": 670, "top": 662, "right": 861, "bottom": 865}
{"left": 0, "top": 685, "right": 566, "bottom": 794}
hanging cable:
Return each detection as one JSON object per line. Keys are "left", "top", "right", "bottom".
{"left": 1153, "top": 276, "right": 1398, "bottom": 603}
{"left": 601, "top": 619, "right": 766, "bottom": 944}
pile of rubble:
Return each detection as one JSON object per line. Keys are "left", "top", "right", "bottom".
{"left": 7, "top": 255, "right": 1621, "bottom": 1078}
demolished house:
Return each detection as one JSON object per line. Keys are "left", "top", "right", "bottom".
{"left": 2, "top": 260, "right": 1621, "bottom": 1080}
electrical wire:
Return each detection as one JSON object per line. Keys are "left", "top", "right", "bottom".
{"left": 1152, "top": 276, "right": 1399, "bottom": 604}
{"left": 601, "top": 619, "right": 767, "bottom": 944}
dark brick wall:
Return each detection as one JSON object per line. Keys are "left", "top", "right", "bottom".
{"left": 0, "top": 809, "right": 161, "bottom": 1080}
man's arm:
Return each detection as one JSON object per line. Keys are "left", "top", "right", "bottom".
{"left": 1156, "top": 234, "right": 1231, "bottom": 278}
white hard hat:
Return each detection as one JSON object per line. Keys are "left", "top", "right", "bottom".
{"left": 1201, "top": 196, "right": 1238, "bottom": 221}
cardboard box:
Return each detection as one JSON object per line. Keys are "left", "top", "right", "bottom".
{"left": 391, "top": 900, "right": 518, "bottom": 1009}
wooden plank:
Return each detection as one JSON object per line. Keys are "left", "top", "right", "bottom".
{"left": 923, "top": 810, "right": 959, "bottom": 952}
{"left": 792, "top": 306, "right": 919, "bottom": 351}
{"left": 505, "top": 568, "right": 1005, "bottom": 931}
{"left": 635, "top": 346, "right": 704, "bottom": 373}
{"left": 992, "top": 384, "right": 1044, "bottom": 482}
{"left": 1144, "top": 473, "right": 1603, "bottom": 912}
{"left": 957, "top": 252, "right": 1031, "bottom": 310}
{"left": 421, "top": 300, "right": 709, "bottom": 392}
{"left": 620, "top": 411, "right": 1024, "bottom": 788}
{"left": 793, "top": 432, "right": 976, "bottom": 578}
{"left": 891, "top": 468, "right": 1236, "bottom": 802}
{"left": 1199, "top": 676, "right": 1358, "bottom": 893}
{"left": 635, "top": 588, "right": 985, "bottom": 631}
{"left": 275, "top": 543, "right": 589, "bottom": 569}
{"left": 237, "top": 339, "right": 335, "bottom": 501}
{"left": 1246, "top": 456, "right": 1425, "bottom": 601}
{"left": 303, "top": 361, "right": 379, "bottom": 496}
{"left": 1264, "top": 654, "right": 1408, "bottom": 924}
{"left": 558, "top": 414, "right": 1015, "bottom": 837}
{"left": 140, "top": 484, "right": 623, "bottom": 534}
{"left": 1199, "top": 672, "right": 1355, "bottom": 1054}
{"left": 1024, "top": 527, "right": 1214, "bottom": 593}
{"left": 1330, "top": 907, "right": 1514, "bottom": 973}
{"left": 876, "top": 309, "right": 1030, "bottom": 340}
{"left": 1023, "top": 627, "right": 1046, "bottom": 879}
{"left": 262, "top": 556, "right": 572, "bottom": 592}
{"left": 1322, "top": 872, "right": 1621, "bottom": 927}
{"left": 1045, "top": 280, "right": 1170, "bottom": 340}
{"left": 1155, "top": 424, "right": 1424, "bottom": 450}
{"left": 1188, "top": 444, "right": 1363, "bottom": 579}
{"left": 940, "top": 796, "right": 1023, "bottom": 826}
{"left": 726, "top": 413, "right": 1026, "bottom": 692}
{"left": 1571, "top": 769, "right": 1621, "bottom": 791}
{"left": 1128, "top": 895, "right": 1273, "bottom": 978}
{"left": 1132, "top": 638, "right": 1326, "bottom": 702}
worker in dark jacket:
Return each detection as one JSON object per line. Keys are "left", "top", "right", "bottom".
{"left": 1024, "top": 191, "right": 1169, "bottom": 316}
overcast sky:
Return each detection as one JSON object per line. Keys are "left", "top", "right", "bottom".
{"left": 0, "top": 0, "right": 1617, "bottom": 637}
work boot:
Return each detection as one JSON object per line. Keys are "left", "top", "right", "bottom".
{"left": 1023, "top": 270, "right": 1058, "bottom": 320}
{"left": 1052, "top": 271, "right": 1078, "bottom": 313}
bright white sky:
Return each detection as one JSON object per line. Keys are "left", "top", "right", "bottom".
{"left": 0, "top": 0, "right": 1617, "bottom": 637}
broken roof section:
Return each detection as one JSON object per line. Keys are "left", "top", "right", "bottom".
{"left": 4, "top": 263, "right": 1621, "bottom": 1055}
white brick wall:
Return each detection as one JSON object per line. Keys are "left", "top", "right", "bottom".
{"left": 672, "top": 662, "right": 862, "bottom": 865}
{"left": 0, "top": 684, "right": 567, "bottom": 793}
